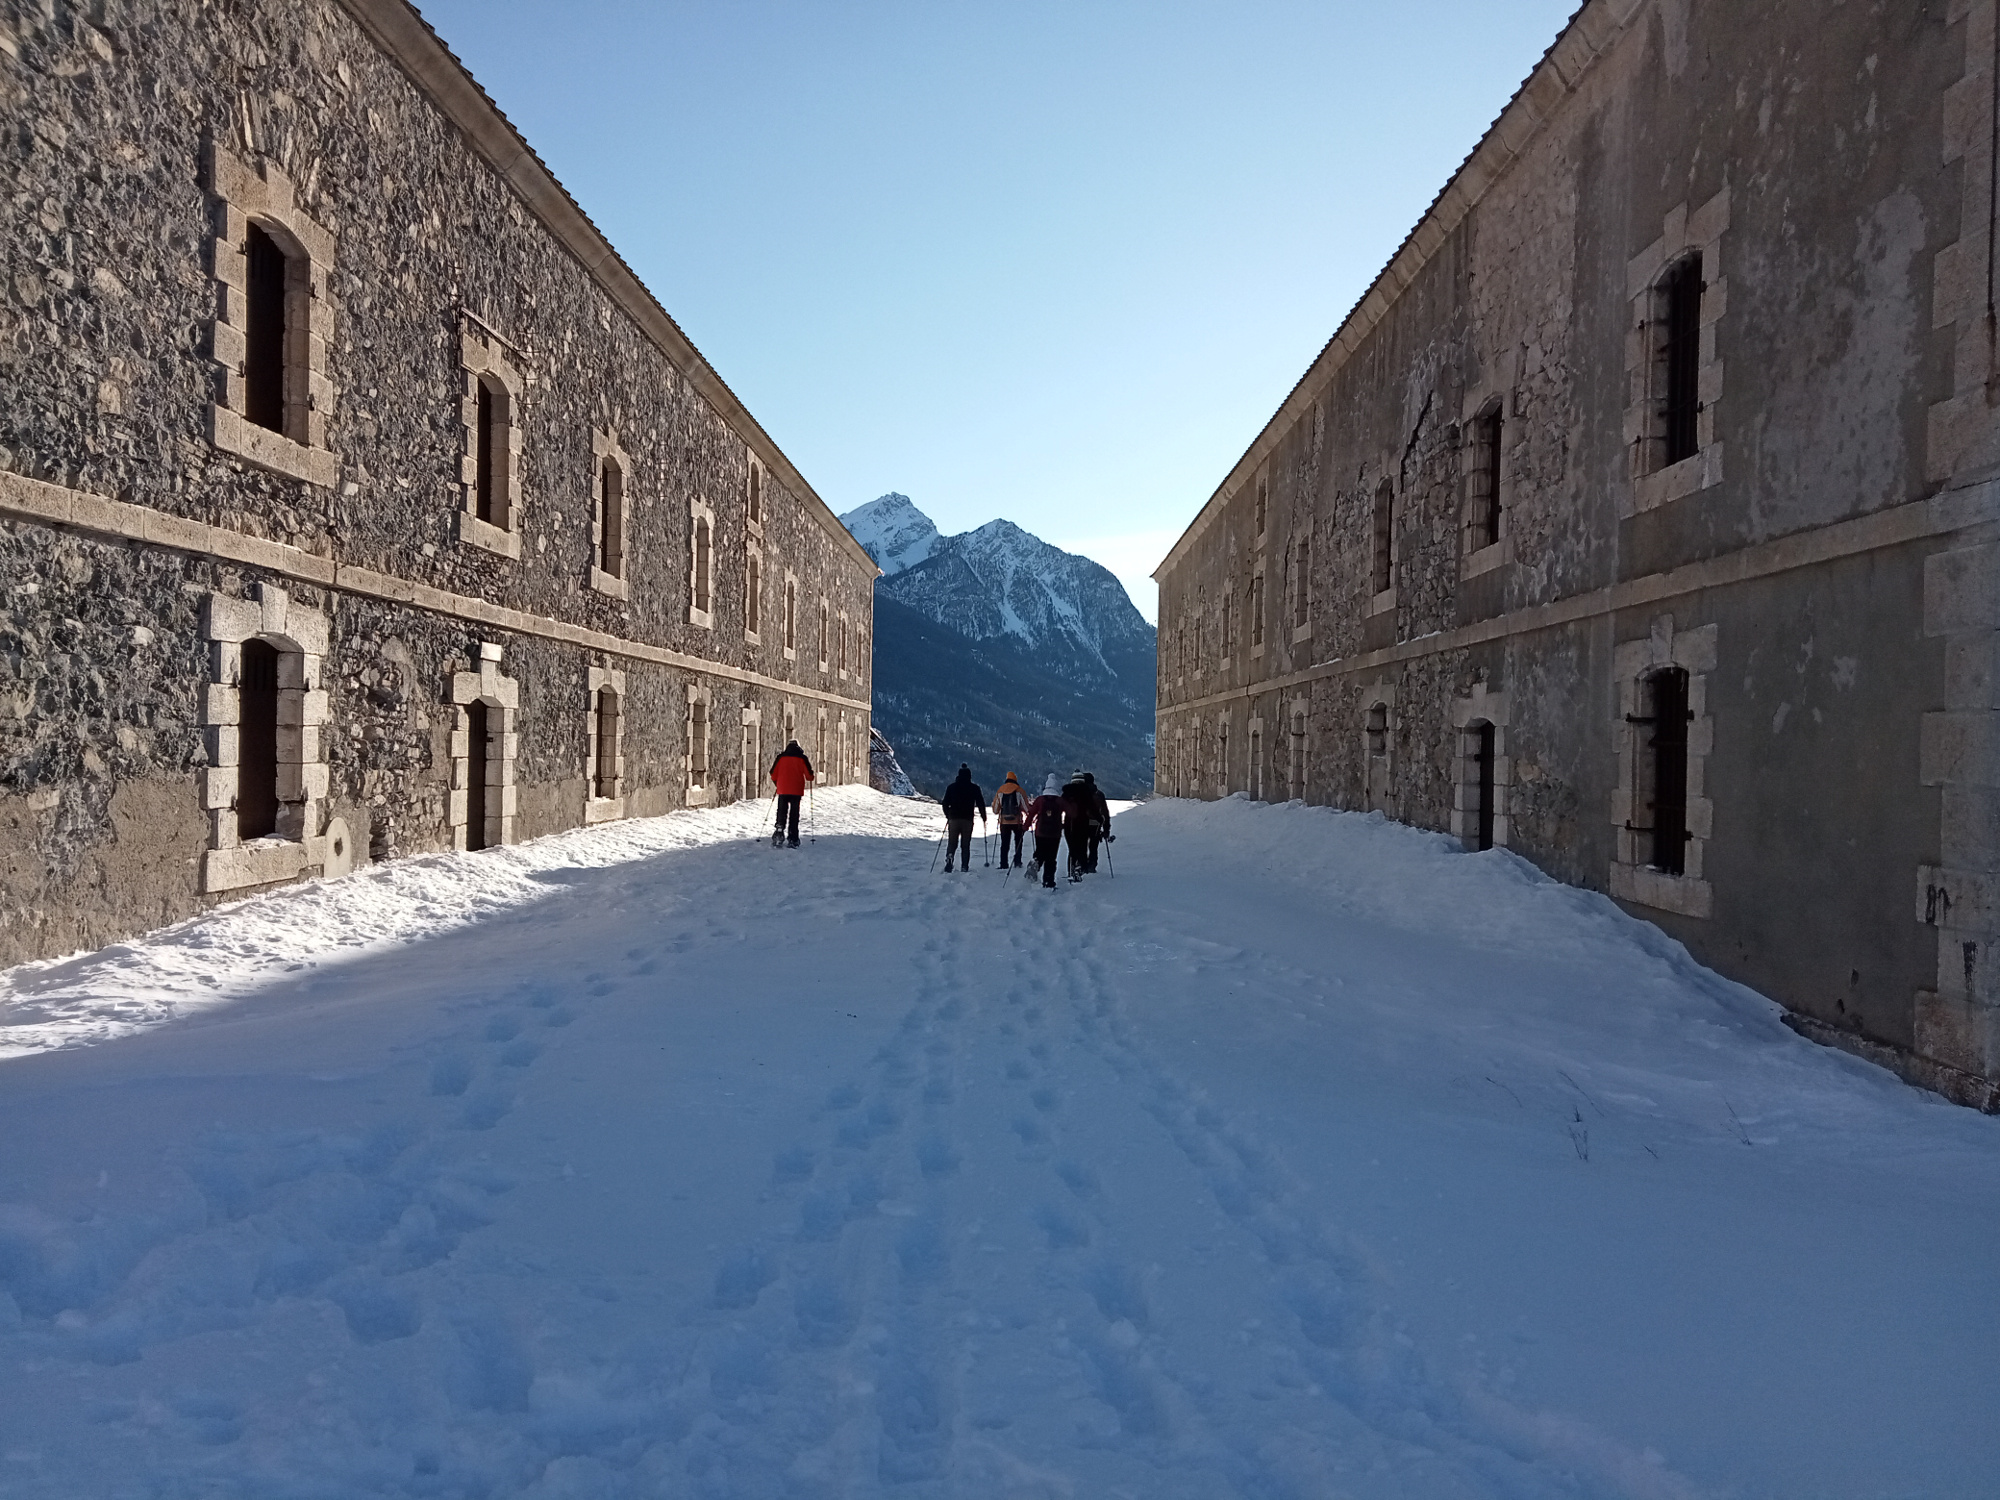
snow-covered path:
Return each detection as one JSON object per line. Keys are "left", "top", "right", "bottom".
{"left": 1, "top": 790, "right": 1996, "bottom": 1498}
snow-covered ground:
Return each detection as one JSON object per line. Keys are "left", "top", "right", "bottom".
{"left": 1, "top": 790, "right": 1996, "bottom": 1498}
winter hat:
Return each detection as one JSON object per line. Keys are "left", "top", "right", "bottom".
{"left": 1001, "top": 772, "right": 1019, "bottom": 786}
{"left": 1043, "top": 774, "right": 1062, "bottom": 796}
{"left": 955, "top": 764, "right": 972, "bottom": 781}
{"left": 1082, "top": 772, "right": 1096, "bottom": 785}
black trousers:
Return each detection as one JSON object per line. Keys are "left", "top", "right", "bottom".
{"left": 774, "top": 794, "right": 801, "bottom": 843}
{"left": 945, "top": 817, "right": 976, "bottom": 870}
{"left": 998, "top": 825, "right": 1024, "bottom": 866}
{"left": 1085, "top": 828, "right": 1102, "bottom": 873}
{"left": 1064, "top": 825, "right": 1089, "bottom": 878}
{"left": 1034, "top": 832, "right": 1062, "bottom": 886}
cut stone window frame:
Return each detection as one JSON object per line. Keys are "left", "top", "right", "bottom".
{"left": 1247, "top": 715, "right": 1265, "bottom": 801}
{"left": 1460, "top": 357, "right": 1517, "bottom": 579}
{"left": 815, "top": 707, "right": 829, "bottom": 783}
{"left": 746, "top": 455, "right": 764, "bottom": 532}
{"left": 200, "top": 583, "right": 336, "bottom": 893}
{"left": 686, "top": 495, "right": 718, "bottom": 628}
{"left": 1220, "top": 583, "right": 1234, "bottom": 670}
{"left": 458, "top": 319, "right": 525, "bottom": 559}
{"left": 1360, "top": 681, "right": 1396, "bottom": 815}
{"left": 585, "top": 663, "right": 626, "bottom": 824}
{"left": 818, "top": 596, "right": 830, "bottom": 672}
{"left": 1624, "top": 188, "right": 1729, "bottom": 516}
{"left": 838, "top": 611, "right": 850, "bottom": 680}
{"left": 1450, "top": 681, "right": 1510, "bottom": 851}
{"left": 783, "top": 573, "right": 799, "bottom": 661}
{"left": 1214, "top": 713, "right": 1230, "bottom": 795}
{"left": 204, "top": 143, "right": 337, "bottom": 488}
{"left": 744, "top": 540, "right": 762, "bottom": 642}
{"left": 1610, "top": 615, "right": 1716, "bottom": 918}
{"left": 1253, "top": 472, "right": 1269, "bottom": 544}
{"left": 686, "top": 681, "right": 713, "bottom": 806}
{"left": 449, "top": 642, "right": 519, "bottom": 851}
{"left": 1249, "top": 564, "right": 1266, "bottom": 657}
{"left": 739, "top": 702, "right": 763, "bottom": 802}
{"left": 591, "top": 429, "right": 632, "bottom": 599}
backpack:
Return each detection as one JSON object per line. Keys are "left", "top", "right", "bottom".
{"left": 1034, "top": 799, "right": 1063, "bottom": 838}
{"left": 999, "top": 790, "right": 1022, "bottom": 819}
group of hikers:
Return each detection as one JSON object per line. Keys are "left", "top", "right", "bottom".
{"left": 764, "top": 740, "right": 1115, "bottom": 885}
{"left": 940, "top": 765, "right": 1112, "bottom": 887}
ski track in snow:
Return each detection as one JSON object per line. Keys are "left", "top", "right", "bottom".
{"left": 0, "top": 790, "right": 1995, "bottom": 1498}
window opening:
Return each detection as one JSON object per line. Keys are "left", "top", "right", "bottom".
{"left": 1249, "top": 728, "right": 1263, "bottom": 800}
{"left": 1250, "top": 574, "right": 1263, "bottom": 648}
{"left": 1662, "top": 255, "right": 1703, "bottom": 467}
{"left": 691, "top": 515, "right": 710, "bottom": 610}
{"left": 1469, "top": 721, "right": 1496, "bottom": 852}
{"left": 1254, "top": 477, "right": 1267, "bottom": 537}
{"left": 1366, "top": 702, "right": 1389, "bottom": 761}
{"left": 1633, "top": 667, "right": 1691, "bottom": 875}
{"left": 1372, "top": 481, "right": 1395, "bottom": 595}
{"left": 600, "top": 459, "right": 626, "bottom": 580}
{"left": 690, "top": 697, "right": 709, "bottom": 789}
{"left": 819, "top": 599, "right": 829, "bottom": 668}
{"left": 593, "top": 688, "right": 619, "bottom": 800}
{"left": 1293, "top": 538, "right": 1311, "bottom": 628}
{"left": 474, "top": 377, "right": 498, "bottom": 524}
{"left": 785, "top": 580, "right": 797, "bottom": 653}
{"left": 244, "top": 223, "right": 289, "bottom": 435}
{"left": 1217, "top": 722, "right": 1228, "bottom": 794}
{"left": 1470, "top": 408, "right": 1502, "bottom": 549}
{"left": 746, "top": 553, "right": 761, "bottom": 636}
{"left": 1288, "top": 710, "right": 1306, "bottom": 800}
{"left": 465, "top": 700, "right": 492, "bottom": 851}
{"left": 748, "top": 461, "right": 762, "bottom": 525}
{"left": 237, "top": 639, "right": 280, "bottom": 840}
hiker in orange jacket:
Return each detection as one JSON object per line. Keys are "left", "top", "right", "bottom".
{"left": 991, "top": 772, "right": 1028, "bottom": 870}
{"left": 768, "top": 740, "right": 814, "bottom": 847}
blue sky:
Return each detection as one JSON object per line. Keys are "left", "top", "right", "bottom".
{"left": 418, "top": 0, "right": 1578, "bottom": 619}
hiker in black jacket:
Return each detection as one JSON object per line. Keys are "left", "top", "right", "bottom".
{"left": 1081, "top": 771, "right": 1113, "bottom": 873}
{"left": 939, "top": 765, "right": 987, "bottom": 873}
{"left": 1060, "top": 769, "right": 1095, "bottom": 882}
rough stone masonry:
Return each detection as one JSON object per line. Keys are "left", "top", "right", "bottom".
{"left": 1155, "top": 0, "right": 2000, "bottom": 1109}
{"left": 0, "top": 0, "right": 878, "bottom": 965}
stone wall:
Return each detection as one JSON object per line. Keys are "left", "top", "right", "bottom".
{"left": 1155, "top": 0, "right": 2000, "bottom": 1107}
{"left": 0, "top": 0, "right": 875, "bottom": 966}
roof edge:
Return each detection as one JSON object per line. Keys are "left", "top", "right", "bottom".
{"left": 335, "top": 0, "right": 879, "bottom": 579}
{"left": 1152, "top": 0, "right": 1643, "bottom": 584}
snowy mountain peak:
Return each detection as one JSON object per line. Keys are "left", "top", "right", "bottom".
{"left": 841, "top": 493, "right": 940, "bottom": 577}
{"left": 839, "top": 493, "right": 1156, "bottom": 698}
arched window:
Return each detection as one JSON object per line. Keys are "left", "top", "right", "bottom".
{"left": 747, "top": 460, "right": 763, "bottom": 526}
{"left": 593, "top": 688, "right": 620, "bottom": 800}
{"left": 237, "top": 639, "right": 280, "bottom": 840}
{"left": 1639, "top": 667, "right": 1690, "bottom": 874}
{"left": 1372, "top": 480, "right": 1395, "bottom": 595}
{"left": 745, "top": 551, "right": 761, "bottom": 637}
{"left": 599, "top": 457, "right": 626, "bottom": 580}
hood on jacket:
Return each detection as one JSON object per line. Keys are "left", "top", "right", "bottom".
{"left": 1042, "top": 774, "right": 1062, "bottom": 796}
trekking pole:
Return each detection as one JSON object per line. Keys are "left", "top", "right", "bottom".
{"left": 929, "top": 833, "right": 944, "bottom": 873}
{"left": 1105, "top": 838, "right": 1114, "bottom": 878}
{"left": 983, "top": 825, "right": 991, "bottom": 867}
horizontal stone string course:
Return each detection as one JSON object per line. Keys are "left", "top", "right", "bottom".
{"left": 0, "top": 470, "right": 868, "bottom": 713}
{"left": 1170, "top": 477, "right": 2000, "bottom": 715}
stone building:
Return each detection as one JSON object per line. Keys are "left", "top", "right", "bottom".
{"left": 1154, "top": 0, "right": 2000, "bottom": 1108}
{"left": 0, "top": 0, "right": 877, "bottom": 967}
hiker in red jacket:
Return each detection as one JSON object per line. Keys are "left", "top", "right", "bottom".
{"left": 768, "top": 740, "right": 814, "bottom": 848}
{"left": 1022, "top": 774, "right": 1068, "bottom": 888}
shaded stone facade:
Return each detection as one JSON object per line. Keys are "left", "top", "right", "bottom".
{"left": 0, "top": 0, "right": 876, "bottom": 966}
{"left": 1155, "top": 0, "right": 2000, "bottom": 1108}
